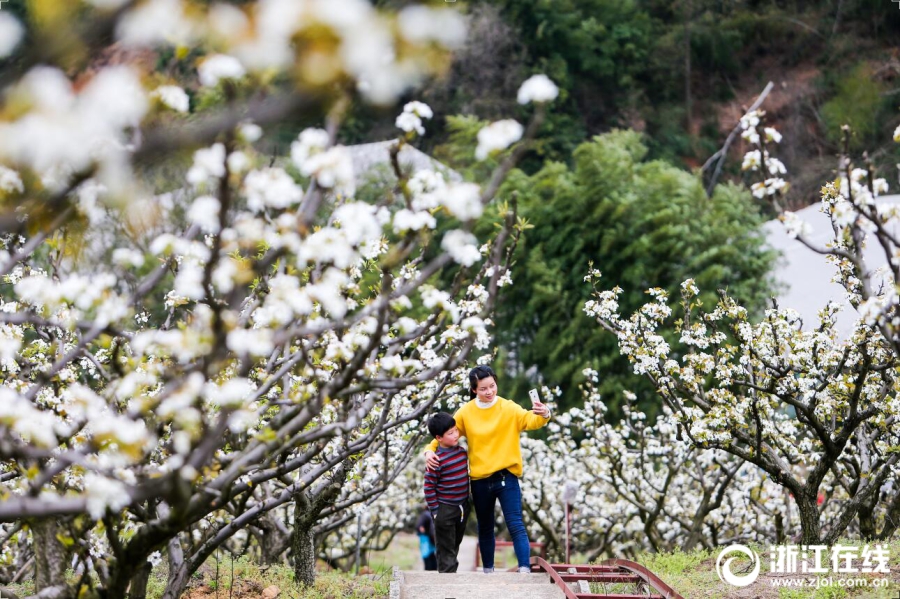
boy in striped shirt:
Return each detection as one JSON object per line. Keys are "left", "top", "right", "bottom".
{"left": 424, "top": 412, "right": 471, "bottom": 573}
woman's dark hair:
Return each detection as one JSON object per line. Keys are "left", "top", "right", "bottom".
{"left": 468, "top": 365, "right": 497, "bottom": 398}
{"left": 427, "top": 412, "right": 456, "bottom": 438}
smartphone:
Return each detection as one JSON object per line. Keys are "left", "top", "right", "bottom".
{"left": 528, "top": 389, "right": 540, "bottom": 405}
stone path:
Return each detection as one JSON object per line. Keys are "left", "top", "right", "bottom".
{"left": 456, "top": 535, "right": 477, "bottom": 572}
{"left": 392, "top": 571, "right": 566, "bottom": 599}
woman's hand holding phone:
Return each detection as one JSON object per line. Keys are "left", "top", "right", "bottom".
{"left": 529, "top": 389, "right": 550, "bottom": 418}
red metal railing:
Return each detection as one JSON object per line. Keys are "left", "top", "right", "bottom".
{"left": 528, "top": 556, "right": 685, "bottom": 599}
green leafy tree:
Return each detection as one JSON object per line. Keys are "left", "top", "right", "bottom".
{"left": 493, "top": 129, "right": 776, "bottom": 414}
{"left": 821, "top": 63, "right": 889, "bottom": 151}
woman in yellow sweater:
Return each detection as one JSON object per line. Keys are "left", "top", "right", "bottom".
{"left": 425, "top": 365, "right": 551, "bottom": 573}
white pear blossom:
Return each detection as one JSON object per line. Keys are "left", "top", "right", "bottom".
{"left": 766, "top": 157, "right": 787, "bottom": 175}
{"left": 290, "top": 128, "right": 331, "bottom": 170}
{"left": 112, "top": 248, "right": 145, "bottom": 268}
{"left": 751, "top": 177, "right": 787, "bottom": 199}
{"left": 442, "top": 182, "right": 483, "bottom": 221}
{"left": 244, "top": 167, "right": 303, "bottom": 211}
{"left": 475, "top": 119, "right": 523, "bottom": 160}
{"left": 81, "top": 67, "right": 149, "bottom": 129}
{"left": 207, "top": 377, "right": 254, "bottom": 409}
{"left": 741, "top": 150, "right": 761, "bottom": 171}
{"left": 779, "top": 211, "right": 813, "bottom": 237}
{"left": 741, "top": 128, "right": 760, "bottom": 145}
{"left": 227, "top": 151, "right": 250, "bottom": 174}
{"left": 238, "top": 122, "right": 263, "bottom": 143}
{"left": 198, "top": 54, "right": 246, "bottom": 87}
{"left": 517, "top": 74, "right": 559, "bottom": 105}
{"left": 299, "top": 146, "right": 355, "bottom": 196}
{"left": 396, "top": 112, "right": 425, "bottom": 136}
{"left": 226, "top": 328, "right": 275, "bottom": 357}
{"left": 441, "top": 230, "right": 481, "bottom": 267}
{"left": 739, "top": 110, "right": 761, "bottom": 130}
{"left": 187, "top": 195, "right": 222, "bottom": 233}
{"left": 208, "top": 3, "right": 250, "bottom": 40}
{"left": 152, "top": 85, "right": 190, "bottom": 113}
{"left": 0, "top": 166, "right": 24, "bottom": 193}
{"left": 403, "top": 101, "right": 433, "bottom": 120}
{"left": 0, "top": 13, "right": 24, "bottom": 58}
{"left": 397, "top": 6, "right": 466, "bottom": 49}
{"left": 830, "top": 199, "right": 857, "bottom": 228}
{"left": 396, "top": 101, "right": 433, "bottom": 135}
{"left": 116, "top": 0, "right": 197, "bottom": 47}
{"left": 187, "top": 143, "right": 226, "bottom": 187}
{"left": 393, "top": 209, "right": 436, "bottom": 233}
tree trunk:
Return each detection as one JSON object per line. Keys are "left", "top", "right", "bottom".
{"left": 161, "top": 537, "right": 189, "bottom": 599}
{"left": 252, "top": 513, "right": 290, "bottom": 565}
{"left": 858, "top": 498, "right": 878, "bottom": 541}
{"left": 291, "top": 516, "right": 316, "bottom": 587}
{"left": 682, "top": 488, "right": 712, "bottom": 551}
{"left": 832, "top": 0, "right": 843, "bottom": 36}
{"left": 878, "top": 483, "right": 900, "bottom": 540}
{"left": 774, "top": 512, "right": 785, "bottom": 545}
{"left": 683, "top": 0, "right": 692, "bottom": 134}
{"left": 31, "top": 520, "right": 67, "bottom": 591}
{"left": 795, "top": 493, "right": 821, "bottom": 545}
{"left": 127, "top": 563, "right": 152, "bottom": 599}
{"left": 289, "top": 462, "right": 349, "bottom": 585}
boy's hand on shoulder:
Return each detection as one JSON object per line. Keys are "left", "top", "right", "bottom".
{"left": 425, "top": 450, "right": 440, "bottom": 471}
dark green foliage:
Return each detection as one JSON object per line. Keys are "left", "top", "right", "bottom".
{"left": 821, "top": 63, "right": 890, "bottom": 151}
{"left": 491, "top": 130, "right": 776, "bottom": 415}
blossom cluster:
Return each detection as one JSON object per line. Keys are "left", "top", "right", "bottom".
{"left": 740, "top": 110, "right": 789, "bottom": 201}
{"left": 0, "top": 0, "right": 562, "bottom": 587}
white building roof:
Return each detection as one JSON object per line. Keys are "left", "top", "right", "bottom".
{"left": 345, "top": 140, "right": 461, "bottom": 184}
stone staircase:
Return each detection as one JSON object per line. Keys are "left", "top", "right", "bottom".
{"left": 391, "top": 570, "right": 567, "bottom": 599}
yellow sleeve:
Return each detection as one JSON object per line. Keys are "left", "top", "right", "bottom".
{"left": 425, "top": 406, "right": 466, "bottom": 452}
{"left": 514, "top": 401, "right": 550, "bottom": 431}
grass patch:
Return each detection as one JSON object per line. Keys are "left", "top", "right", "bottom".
{"left": 592, "top": 538, "right": 900, "bottom": 598}
{"left": 141, "top": 556, "right": 390, "bottom": 599}
{"left": 367, "top": 532, "right": 420, "bottom": 572}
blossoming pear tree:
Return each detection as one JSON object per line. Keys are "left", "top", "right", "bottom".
{"left": 586, "top": 114, "right": 900, "bottom": 546}
{"left": 517, "top": 375, "right": 782, "bottom": 561}
{"left": 0, "top": 0, "right": 561, "bottom": 595}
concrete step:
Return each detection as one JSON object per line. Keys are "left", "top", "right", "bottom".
{"left": 401, "top": 572, "right": 550, "bottom": 585}
{"left": 400, "top": 585, "right": 565, "bottom": 599}
{"left": 397, "top": 571, "right": 566, "bottom": 599}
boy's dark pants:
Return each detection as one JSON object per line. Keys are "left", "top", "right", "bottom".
{"left": 433, "top": 501, "right": 470, "bottom": 573}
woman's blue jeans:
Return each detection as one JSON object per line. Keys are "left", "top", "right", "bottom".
{"left": 471, "top": 469, "right": 531, "bottom": 568}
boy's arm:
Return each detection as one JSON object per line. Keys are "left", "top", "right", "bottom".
{"left": 424, "top": 407, "right": 466, "bottom": 455}
{"left": 423, "top": 465, "right": 440, "bottom": 514}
